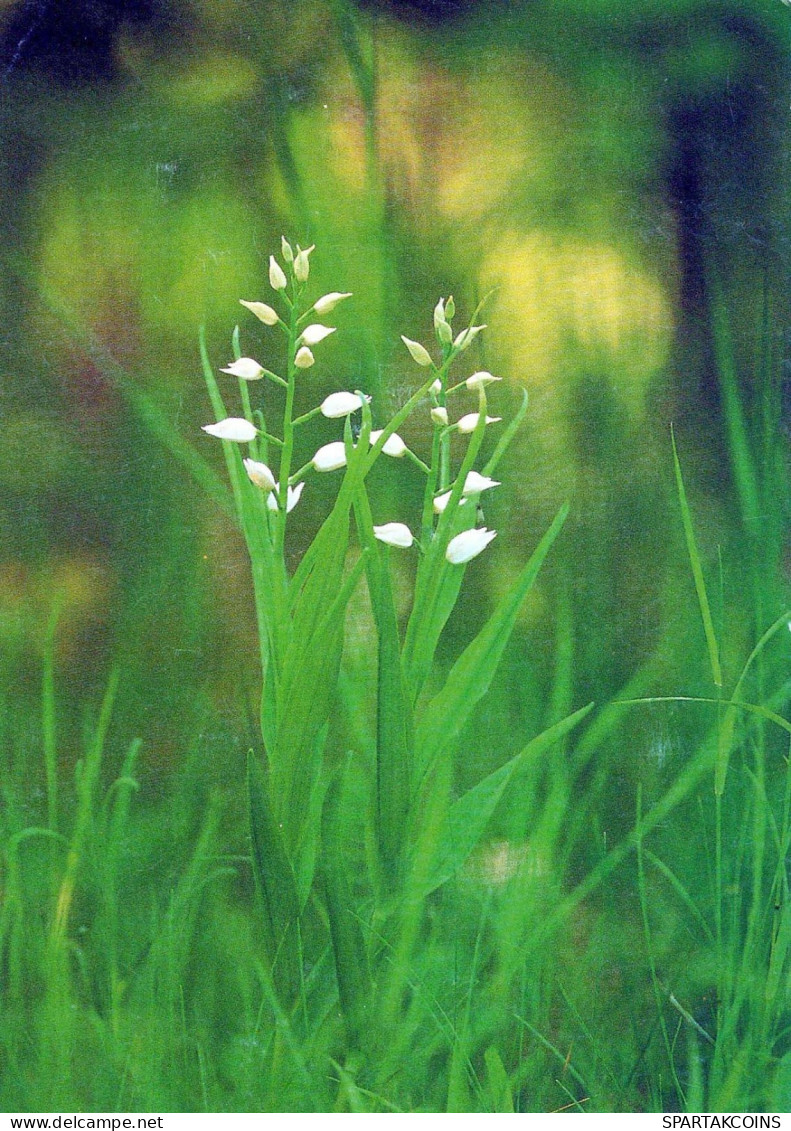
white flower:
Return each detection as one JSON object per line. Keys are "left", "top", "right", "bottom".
{"left": 295, "top": 346, "right": 315, "bottom": 368}
{"left": 370, "top": 429, "right": 407, "bottom": 457}
{"left": 463, "top": 470, "right": 500, "bottom": 494}
{"left": 456, "top": 412, "right": 502, "bottom": 434}
{"left": 202, "top": 418, "right": 258, "bottom": 443}
{"left": 401, "top": 336, "right": 433, "bottom": 367}
{"left": 433, "top": 298, "right": 446, "bottom": 328}
{"left": 373, "top": 522, "right": 414, "bottom": 548}
{"left": 220, "top": 357, "right": 264, "bottom": 381}
{"left": 466, "top": 371, "right": 501, "bottom": 390}
{"left": 446, "top": 527, "right": 497, "bottom": 564}
{"left": 267, "top": 481, "right": 305, "bottom": 513}
{"left": 453, "top": 324, "right": 486, "bottom": 351}
{"left": 281, "top": 237, "right": 294, "bottom": 263}
{"left": 312, "top": 441, "right": 348, "bottom": 472}
{"left": 239, "top": 300, "right": 279, "bottom": 326}
{"left": 434, "top": 298, "right": 452, "bottom": 344}
{"left": 320, "top": 391, "right": 369, "bottom": 418}
{"left": 431, "top": 406, "right": 449, "bottom": 427}
{"left": 313, "top": 291, "right": 353, "bottom": 316}
{"left": 294, "top": 244, "right": 315, "bottom": 283}
{"left": 434, "top": 473, "right": 499, "bottom": 514}
{"left": 299, "top": 324, "right": 336, "bottom": 347}
{"left": 269, "top": 255, "right": 287, "bottom": 292}
{"left": 430, "top": 378, "right": 442, "bottom": 395}
{"left": 243, "top": 458, "right": 277, "bottom": 491}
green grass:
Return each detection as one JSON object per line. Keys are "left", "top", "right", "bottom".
{"left": 1, "top": 267, "right": 790, "bottom": 1114}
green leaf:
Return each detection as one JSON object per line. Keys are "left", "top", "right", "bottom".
{"left": 421, "top": 702, "right": 593, "bottom": 896}
{"left": 671, "top": 426, "right": 722, "bottom": 690}
{"left": 484, "top": 1047, "right": 515, "bottom": 1113}
{"left": 247, "top": 751, "right": 300, "bottom": 999}
{"left": 321, "top": 778, "right": 373, "bottom": 1047}
{"left": 416, "top": 504, "right": 569, "bottom": 778}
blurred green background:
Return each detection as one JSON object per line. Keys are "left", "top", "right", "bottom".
{"left": 1, "top": 0, "right": 791, "bottom": 1112}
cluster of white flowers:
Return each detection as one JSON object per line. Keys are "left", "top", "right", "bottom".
{"left": 202, "top": 244, "right": 505, "bottom": 566}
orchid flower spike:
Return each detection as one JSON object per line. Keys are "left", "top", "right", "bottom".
{"left": 202, "top": 418, "right": 258, "bottom": 443}
{"left": 243, "top": 458, "right": 277, "bottom": 491}
{"left": 446, "top": 527, "right": 497, "bottom": 564}
{"left": 267, "top": 481, "right": 305, "bottom": 513}
{"left": 269, "top": 255, "right": 287, "bottom": 292}
{"left": 312, "top": 441, "right": 348, "bottom": 472}
{"left": 370, "top": 429, "right": 407, "bottom": 457}
{"left": 456, "top": 412, "right": 502, "bottom": 434}
{"left": 239, "top": 300, "right": 279, "bottom": 326}
{"left": 299, "top": 324, "right": 336, "bottom": 347}
{"left": 320, "top": 391, "right": 370, "bottom": 418}
{"left": 220, "top": 357, "right": 264, "bottom": 381}
{"left": 373, "top": 522, "right": 414, "bottom": 548}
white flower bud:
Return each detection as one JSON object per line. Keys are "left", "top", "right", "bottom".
{"left": 243, "top": 458, "right": 277, "bottom": 491}
{"left": 430, "top": 378, "right": 442, "bottom": 396}
{"left": 401, "top": 336, "right": 433, "bottom": 367}
{"left": 239, "top": 300, "right": 279, "bottom": 326}
{"left": 269, "top": 255, "right": 287, "bottom": 291}
{"left": 446, "top": 527, "right": 497, "bottom": 564}
{"left": 295, "top": 346, "right": 315, "bottom": 368}
{"left": 433, "top": 298, "right": 446, "bottom": 328}
{"left": 466, "top": 371, "right": 501, "bottom": 390}
{"left": 320, "top": 391, "right": 369, "bottom": 418}
{"left": 436, "top": 320, "right": 452, "bottom": 346}
{"left": 445, "top": 295, "right": 455, "bottom": 320}
{"left": 456, "top": 413, "right": 502, "bottom": 434}
{"left": 281, "top": 237, "right": 294, "bottom": 264}
{"left": 313, "top": 291, "right": 353, "bottom": 316}
{"left": 294, "top": 244, "right": 315, "bottom": 283}
{"left": 267, "top": 481, "right": 304, "bottom": 513}
{"left": 431, "top": 406, "right": 449, "bottom": 427}
{"left": 220, "top": 357, "right": 264, "bottom": 381}
{"left": 463, "top": 470, "right": 500, "bottom": 494}
{"left": 312, "top": 441, "right": 348, "bottom": 472}
{"left": 453, "top": 324, "right": 486, "bottom": 351}
{"left": 370, "top": 429, "right": 407, "bottom": 457}
{"left": 202, "top": 418, "right": 258, "bottom": 443}
{"left": 299, "top": 324, "right": 336, "bottom": 347}
{"left": 433, "top": 490, "right": 453, "bottom": 514}
{"left": 373, "top": 522, "right": 414, "bottom": 548}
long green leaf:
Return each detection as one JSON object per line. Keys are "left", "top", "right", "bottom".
{"left": 671, "top": 426, "right": 722, "bottom": 689}
{"left": 420, "top": 703, "right": 593, "bottom": 896}
{"left": 416, "top": 503, "right": 569, "bottom": 778}
{"left": 247, "top": 751, "right": 300, "bottom": 1000}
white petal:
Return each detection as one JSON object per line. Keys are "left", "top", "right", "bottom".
{"left": 320, "top": 391, "right": 367, "bottom": 418}
{"left": 239, "top": 300, "right": 279, "bottom": 326}
{"left": 446, "top": 527, "right": 497, "bottom": 564}
{"left": 269, "top": 255, "right": 287, "bottom": 291}
{"left": 243, "top": 458, "right": 277, "bottom": 491}
{"left": 466, "top": 371, "right": 501, "bottom": 390}
{"left": 430, "top": 378, "right": 442, "bottom": 395}
{"left": 313, "top": 291, "right": 352, "bottom": 316}
{"left": 202, "top": 418, "right": 258, "bottom": 443}
{"left": 312, "top": 441, "right": 348, "bottom": 472}
{"left": 220, "top": 357, "right": 264, "bottom": 381}
{"left": 433, "top": 490, "right": 470, "bottom": 514}
{"left": 431, "top": 406, "right": 449, "bottom": 427}
{"left": 281, "top": 237, "right": 294, "bottom": 263}
{"left": 453, "top": 324, "right": 486, "bottom": 351}
{"left": 294, "top": 244, "right": 315, "bottom": 283}
{"left": 267, "top": 481, "right": 305, "bottom": 513}
{"left": 373, "top": 522, "right": 414, "bottom": 548}
{"left": 400, "top": 335, "right": 433, "bottom": 367}
{"left": 370, "top": 429, "right": 407, "bottom": 457}
{"left": 299, "top": 323, "right": 336, "bottom": 346}
{"left": 295, "top": 346, "right": 315, "bottom": 368}
{"left": 456, "top": 413, "right": 502, "bottom": 434}
{"left": 463, "top": 471, "right": 500, "bottom": 495}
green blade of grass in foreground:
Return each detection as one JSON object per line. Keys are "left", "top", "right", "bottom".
{"left": 420, "top": 702, "right": 593, "bottom": 896}
{"left": 671, "top": 426, "right": 722, "bottom": 689}
{"left": 415, "top": 503, "right": 569, "bottom": 780}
